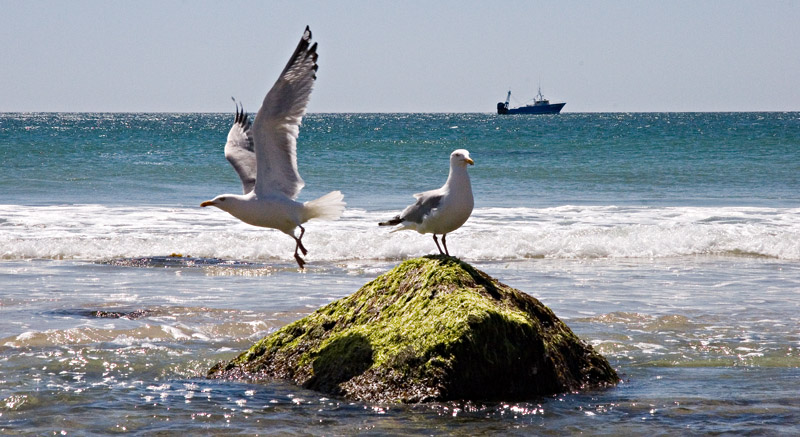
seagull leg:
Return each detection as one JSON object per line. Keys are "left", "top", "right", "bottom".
{"left": 432, "top": 234, "right": 445, "bottom": 255}
{"left": 442, "top": 233, "right": 450, "bottom": 256}
{"left": 292, "top": 225, "right": 308, "bottom": 269}
{"left": 295, "top": 225, "right": 308, "bottom": 256}
{"left": 293, "top": 251, "right": 306, "bottom": 269}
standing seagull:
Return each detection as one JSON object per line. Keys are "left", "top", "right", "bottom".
{"left": 201, "top": 26, "right": 345, "bottom": 269}
{"left": 379, "top": 149, "right": 474, "bottom": 256}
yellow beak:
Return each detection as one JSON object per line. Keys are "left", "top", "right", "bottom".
{"left": 465, "top": 158, "right": 475, "bottom": 165}
{"left": 200, "top": 200, "right": 214, "bottom": 207}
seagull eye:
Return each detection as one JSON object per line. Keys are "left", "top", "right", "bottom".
{"left": 220, "top": 197, "right": 226, "bottom": 202}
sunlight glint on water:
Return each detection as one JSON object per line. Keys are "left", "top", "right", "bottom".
{"left": 1, "top": 112, "right": 799, "bottom": 434}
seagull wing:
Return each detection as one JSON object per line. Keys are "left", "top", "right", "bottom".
{"left": 251, "top": 26, "right": 318, "bottom": 199}
{"left": 224, "top": 100, "right": 256, "bottom": 194}
{"left": 401, "top": 190, "right": 444, "bottom": 224}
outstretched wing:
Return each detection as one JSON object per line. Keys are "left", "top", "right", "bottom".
{"left": 251, "top": 25, "right": 318, "bottom": 199}
{"left": 224, "top": 99, "right": 256, "bottom": 194}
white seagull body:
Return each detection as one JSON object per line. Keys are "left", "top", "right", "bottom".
{"left": 379, "top": 149, "right": 474, "bottom": 256}
{"left": 201, "top": 26, "right": 345, "bottom": 269}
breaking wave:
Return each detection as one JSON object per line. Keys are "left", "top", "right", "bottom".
{"left": 1, "top": 204, "right": 799, "bottom": 262}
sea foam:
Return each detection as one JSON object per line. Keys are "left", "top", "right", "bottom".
{"left": 1, "top": 204, "right": 798, "bottom": 262}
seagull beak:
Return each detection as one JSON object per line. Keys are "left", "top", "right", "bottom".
{"left": 200, "top": 200, "right": 215, "bottom": 207}
{"left": 465, "top": 158, "right": 475, "bottom": 165}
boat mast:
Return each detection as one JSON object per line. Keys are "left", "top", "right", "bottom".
{"left": 505, "top": 90, "right": 512, "bottom": 106}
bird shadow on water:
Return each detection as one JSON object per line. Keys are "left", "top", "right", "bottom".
{"left": 100, "top": 255, "right": 305, "bottom": 275}
{"left": 101, "top": 255, "right": 257, "bottom": 268}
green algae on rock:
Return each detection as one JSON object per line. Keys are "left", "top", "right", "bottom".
{"left": 208, "top": 256, "right": 618, "bottom": 403}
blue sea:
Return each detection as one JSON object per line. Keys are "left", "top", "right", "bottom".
{"left": 1, "top": 112, "right": 799, "bottom": 435}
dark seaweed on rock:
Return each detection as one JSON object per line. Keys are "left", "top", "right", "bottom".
{"left": 208, "top": 256, "right": 618, "bottom": 403}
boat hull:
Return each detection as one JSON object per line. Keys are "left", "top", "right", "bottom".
{"left": 497, "top": 102, "right": 565, "bottom": 115}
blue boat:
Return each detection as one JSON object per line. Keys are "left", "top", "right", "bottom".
{"left": 497, "top": 87, "right": 565, "bottom": 114}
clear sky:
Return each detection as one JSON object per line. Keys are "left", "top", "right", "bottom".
{"left": 2, "top": 1, "right": 798, "bottom": 113}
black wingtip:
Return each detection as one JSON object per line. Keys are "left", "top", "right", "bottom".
{"left": 231, "top": 97, "right": 249, "bottom": 126}
{"left": 308, "top": 42, "right": 318, "bottom": 62}
{"left": 279, "top": 25, "right": 319, "bottom": 80}
{"left": 308, "top": 43, "right": 319, "bottom": 80}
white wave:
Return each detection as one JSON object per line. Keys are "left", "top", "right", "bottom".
{"left": 1, "top": 204, "right": 799, "bottom": 262}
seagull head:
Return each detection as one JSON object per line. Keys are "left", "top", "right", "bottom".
{"left": 450, "top": 149, "right": 475, "bottom": 167}
{"left": 200, "top": 195, "right": 238, "bottom": 212}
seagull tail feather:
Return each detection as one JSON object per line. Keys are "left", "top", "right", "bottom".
{"left": 303, "top": 191, "right": 346, "bottom": 222}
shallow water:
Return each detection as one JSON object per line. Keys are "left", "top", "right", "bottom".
{"left": 2, "top": 256, "right": 799, "bottom": 435}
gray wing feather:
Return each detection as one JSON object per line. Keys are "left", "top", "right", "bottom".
{"left": 400, "top": 192, "right": 443, "bottom": 224}
{"left": 224, "top": 101, "right": 256, "bottom": 194}
{"left": 251, "top": 26, "right": 318, "bottom": 199}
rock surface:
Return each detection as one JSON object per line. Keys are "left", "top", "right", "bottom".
{"left": 208, "top": 256, "right": 618, "bottom": 403}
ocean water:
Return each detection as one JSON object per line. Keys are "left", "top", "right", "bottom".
{"left": 1, "top": 112, "right": 799, "bottom": 435}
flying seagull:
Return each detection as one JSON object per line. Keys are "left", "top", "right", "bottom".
{"left": 379, "top": 149, "right": 474, "bottom": 256}
{"left": 201, "top": 26, "right": 345, "bottom": 269}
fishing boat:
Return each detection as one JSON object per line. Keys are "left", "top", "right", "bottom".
{"left": 497, "top": 87, "right": 565, "bottom": 114}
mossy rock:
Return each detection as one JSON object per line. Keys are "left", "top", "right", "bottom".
{"left": 208, "top": 256, "right": 618, "bottom": 403}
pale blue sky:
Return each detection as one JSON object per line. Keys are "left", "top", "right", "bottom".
{"left": 2, "top": 1, "right": 798, "bottom": 112}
